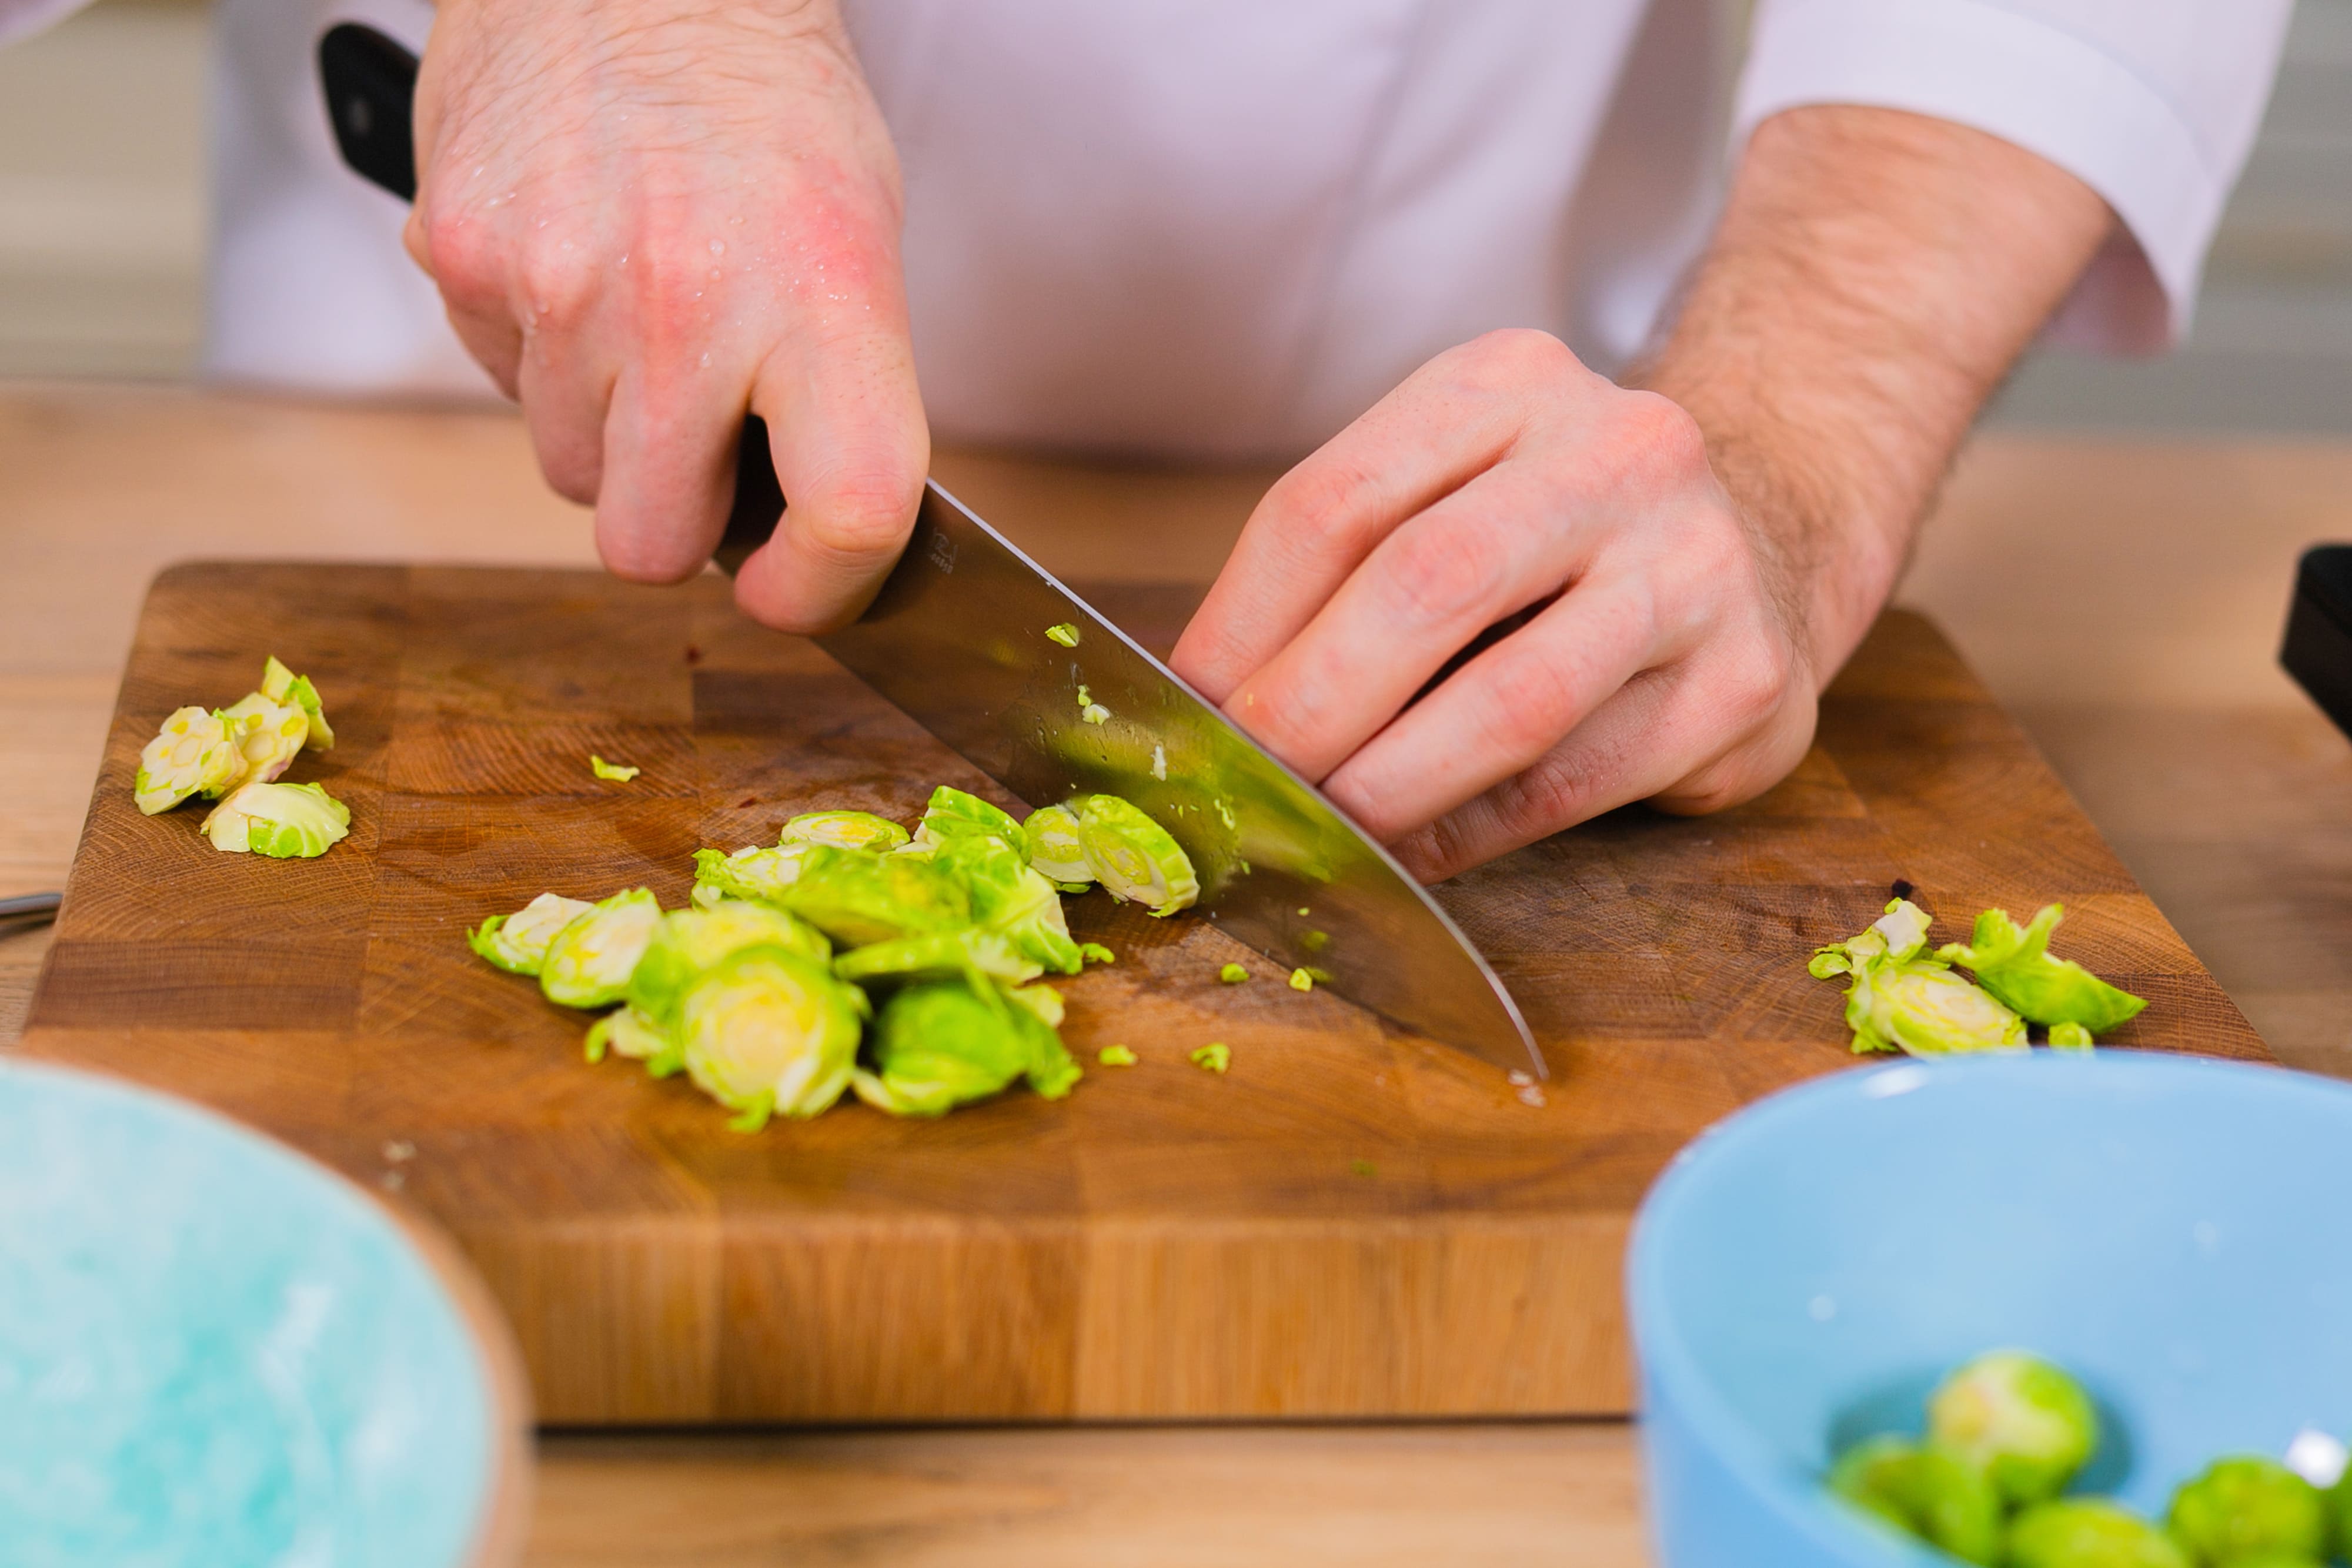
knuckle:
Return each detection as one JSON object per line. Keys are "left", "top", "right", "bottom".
{"left": 419, "top": 209, "right": 500, "bottom": 298}
{"left": 1474, "top": 647, "right": 1586, "bottom": 763}
{"left": 794, "top": 463, "right": 923, "bottom": 560}
{"left": 1609, "top": 392, "right": 1713, "bottom": 491}
{"left": 1261, "top": 456, "right": 1382, "bottom": 560}
{"left": 1382, "top": 521, "right": 1505, "bottom": 630}
{"left": 1461, "top": 327, "right": 1579, "bottom": 387}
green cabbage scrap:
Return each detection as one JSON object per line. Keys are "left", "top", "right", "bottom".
{"left": 589, "top": 754, "right": 639, "bottom": 782}
{"left": 199, "top": 781, "right": 350, "bottom": 858}
{"left": 1045, "top": 623, "right": 1080, "bottom": 648}
{"left": 1190, "top": 1042, "right": 1231, "bottom": 1074}
{"left": 1936, "top": 904, "right": 2147, "bottom": 1034}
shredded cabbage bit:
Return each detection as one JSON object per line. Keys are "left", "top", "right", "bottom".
{"left": 1098, "top": 1045, "right": 1138, "bottom": 1067}
{"left": 1190, "top": 1042, "right": 1231, "bottom": 1074}
{"left": 589, "top": 754, "right": 640, "bottom": 782}
{"left": 1219, "top": 962, "right": 1249, "bottom": 984}
{"left": 1045, "top": 623, "right": 1080, "bottom": 648}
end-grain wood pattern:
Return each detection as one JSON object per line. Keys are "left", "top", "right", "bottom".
{"left": 19, "top": 564, "right": 2268, "bottom": 1423}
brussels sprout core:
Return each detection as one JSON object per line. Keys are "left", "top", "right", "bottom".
{"left": 1927, "top": 1349, "right": 2099, "bottom": 1506}
{"left": 216, "top": 691, "right": 312, "bottom": 791}
{"left": 135, "top": 706, "right": 240, "bottom": 814}
{"left": 199, "top": 781, "right": 351, "bottom": 858}
{"left": 259, "top": 655, "right": 336, "bottom": 750}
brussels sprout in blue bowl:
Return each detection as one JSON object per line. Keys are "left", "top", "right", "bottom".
{"left": 0, "top": 1059, "right": 527, "bottom": 1567}
{"left": 1628, "top": 1051, "right": 2352, "bottom": 1567}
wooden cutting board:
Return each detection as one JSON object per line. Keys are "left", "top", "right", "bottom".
{"left": 21, "top": 563, "right": 2268, "bottom": 1425}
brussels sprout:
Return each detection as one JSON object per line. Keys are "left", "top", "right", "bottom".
{"left": 468, "top": 891, "right": 596, "bottom": 975}
{"left": 779, "top": 810, "right": 910, "bottom": 851}
{"left": 1098, "top": 1045, "right": 1137, "bottom": 1066}
{"left": 1190, "top": 1042, "right": 1231, "bottom": 1074}
{"left": 589, "top": 754, "right": 640, "bottom": 782}
{"left": 850, "top": 979, "right": 1078, "bottom": 1117}
{"left": 626, "top": 903, "right": 831, "bottom": 1032}
{"left": 199, "top": 781, "right": 351, "bottom": 858}
{"left": 767, "top": 844, "right": 973, "bottom": 948}
{"left": 1219, "top": 962, "right": 1249, "bottom": 984}
{"left": 1936, "top": 905, "right": 2147, "bottom": 1034}
{"left": 691, "top": 841, "right": 817, "bottom": 904}
{"left": 2007, "top": 1499, "right": 2191, "bottom": 1568}
{"left": 134, "top": 705, "right": 240, "bottom": 814}
{"left": 539, "top": 888, "right": 663, "bottom": 1009}
{"left": 930, "top": 833, "right": 1084, "bottom": 974}
{"left": 1845, "top": 953, "right": 2026, "bottom": 1056}
{"left": 1810, "top": 898, "right": 1935, "bottom": 978}
{"left": 2167, "top": 1457, "right": 2327, "bottom": 1567}
{"left": 258, "top": 655, "right": 335, "bottom": 750}
{"left": 584, "top": 1004, "right": 669, "bottom": 1065}
{"left": 1289, "top": 968, "right": 1315, "bottom": 992}
{"left": 215, "top": 691, "right": 311, "bottom": 791}
{"left": 2050, "top": 1021, "right": 2096, "bottom": 1051}
{"left": 1045, "top": 623, "right": 1080, "bottom": 647}
{"left": 1828, "top": 1435, "right": 2003, "bottom": 1565}
{"left": 2328, "top": 1463, "right": 2352, "bottom": 1564}
{"left": 1023, "top": 803, "right": 1093, "bottom": 887}
{"left": 1926, "top": 1349, "right": 2099, "bottom": 1506}
{"left": 833, "top": 928, "right": 1043, "bottom": 989}
{"left": 1077, "top": 795, "right": 1200, "bottom": 916}
{"left": 677, "top": 944, "right": 868, "bottom": 1128}
{"left": 913, "top": 785, "right": 1029, "bottom": 857}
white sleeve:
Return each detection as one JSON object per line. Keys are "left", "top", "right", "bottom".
{"left": 0, "top": 0, "right": 94, "bottom": 48}
{"left": 1733, "top": 0, "right": 2293, "bottom": 353}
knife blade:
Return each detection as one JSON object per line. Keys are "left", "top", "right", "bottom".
{"left": 316, "top": 24, "right": 1542, "bottom": 1075}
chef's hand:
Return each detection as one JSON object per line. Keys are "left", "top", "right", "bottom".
{"left": 1173, "top": 106, "right": 2114, "bottom": 881}
{"left": 407, "top": 0, "right": 924, "bottom": 633}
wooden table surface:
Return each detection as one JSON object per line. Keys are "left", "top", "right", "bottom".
{"left": 6, "top": 382, "right": 2352, "bottom": 1566}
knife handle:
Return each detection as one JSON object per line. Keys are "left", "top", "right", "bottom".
{"left": 317, "top": 23, "right": 786, "bottom": 575}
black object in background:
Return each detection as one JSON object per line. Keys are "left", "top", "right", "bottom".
{"left": 315, "top": 23, "right": 787, "bottom": 573}
{"left": 2283, "top": 546, "right": 2352, "bottom": 742}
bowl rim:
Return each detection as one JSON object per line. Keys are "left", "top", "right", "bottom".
{"left": 0, "top": 1054, "right": 533, "bottom": 1568}
{"left": 1625, "top": 1048, "right": 2347, "bottom": 1564}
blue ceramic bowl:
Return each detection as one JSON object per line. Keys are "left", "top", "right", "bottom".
{"left": 0, "top": 1059, "right": 517, "bottom": 1566}
{"left": 1629, "top": 1051, "right": 2352, "bottom": 1567}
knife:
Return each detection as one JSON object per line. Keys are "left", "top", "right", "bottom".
{"left": 316, "top": 24, "right": 1542, "bottom": 1076}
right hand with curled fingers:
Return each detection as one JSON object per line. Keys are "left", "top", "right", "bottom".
{"left": 406, "top": 0, "right": 927, "bottom": 633}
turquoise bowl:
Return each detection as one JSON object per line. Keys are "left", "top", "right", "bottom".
{"left": 1629, "top": 1050, "right": 2352, "bottom": 1567}
{"left": 0, "top": 1059, "right": 518, "bottom": 1566}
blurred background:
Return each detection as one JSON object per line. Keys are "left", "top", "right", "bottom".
{"left": 2, "top": 0, "right": 2350, "bottom": 429}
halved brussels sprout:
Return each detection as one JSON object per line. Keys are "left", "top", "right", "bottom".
{"left": 215, "top": 691, "right": 311, "bottom": 792}
{"left": 539, "top": 888, "right": 662, "bottom": 1009}
{"left": 913, "top": 785, "right": 1028, "bottom": 857}
{"left": 1077, "top": 795, "right": 1199, "bottom": 916}
{"left": 833, "top": 928, "right": 1043, "bottom": 989}
{"left": 1189, "top": 1042, "right": 1231, "bottom": 1074}
{"left": 1936, "top": 904, "right": 2147, "bottom": 1034}
{"left": 1023, "top": 803, "right": 1093, "bottom": 887}
{"left": 589, "top": 754, "right": 640, "bottom": 782}
{"left": 768, "top": 844, "right": 973, "bottom": 948}
{"left": 1927, "top": 1349, "right": 2099, "bottom": 1506}
{"left": 584, "top": 1004, "right": 670, "bottom": 1065}
{"left": 469, "top": 891, "right": 595, "bottom": 975}
{"left": 1828, "top": 1435, "right": 2003, "bottom": 1566}
{"left": 780, "top": 810, "right": 910, "bottom": 851}
{"left": 2007, "top": 1499, "right": 2189, "bottom": 1568}
{"left": 259, "top": 655, "right": 335, "bottom": 750}
{"left": 627, "top": 903, "right": 831, "bottom": 1031}
{"left": 2168, "top": 1457, "right": 2327, "bottom": 1567}
{"left": 691, "top": 841, "right": 817, "bottom": 904}
{"left": 199, "top": 781, "right": 350, "bottom": 858}
{"left": 677, "top": 944, "right": 868, "bottom": 1129}
{"left": 850, "top": 978, "right": 1078, "bottom": 1118}
{"left": 135, "top": 705, "right": 240, "bottom": 814}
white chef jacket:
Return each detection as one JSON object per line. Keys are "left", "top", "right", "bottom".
{"left": 8, "top": 0, "right": 2297, "bottom": 460}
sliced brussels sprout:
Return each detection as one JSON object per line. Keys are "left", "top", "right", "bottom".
{"left": 930, "top": 832, "right": 1084, "bottom": 974}
{"left": 691, "top": 841, "right": 817, "bottom": 904}
{"left": 779, "top": 810, "right": 911, "bottom": 851}
{"left": 1045, "top": 623, "right": 1080, "bottom": 648}
{"left": 1005, "top": 982, "right": 1065, "bottom": 1031}
{"left": 1936, "top": 904, "right": 2147, "bottom": 1033}
{"left": 584, "top": 1004, "right": 670, "bottom": 1065}
{"left": 2167, "top": 1457, "right": 2327, "bottom": 1567}
{"left": 199, "top": 781, "right": 351, "bottom": 858}
{"left": 677, "top": 944, "right": 868, "bottom": 1128}
{"left": 259, "top": 655, "right": 335, "bottom": 750}
{"left": 2006, "top": 1499, "right": 2189, "bottom": 1568}
{"left": 833, "top": 928, "right": 1043, "bottom": 989}
{"left": 1079, "top": 943, "right": 1115, "bottom": 965}
{"left": 539, "top": 888, "right": 663, "bottom": 1009}
{"left": 627, "top": 902, "right": 832, "bottom": 1031}
{"left": 215, "top": 691, "right": 311, "bottom": 792}
{"left": 2050, "top": 1021, "right": 2095, "bottom": 1051}
{"left": 1828, "top": 1435, "right": 2003, "bottom": 1566}
{"left": 1809, "top": 898, "right": 1934, "bottom": 978}
{"left": 1023, "top": 803, "right": 1093, "bottom": 886}
{"left": 1077, "top": 795, "right": 1200, "bottom": 916}
{"left": 589, "top": 754, "right": 640, "bottom": 782}
{"left": 1219, "top": 962, "right": 1248, "bottom": 984}
{"left": 468, "top": 891, "right": 595, "bottom": 975}
{"left": 1080, "top": 703, "right": 1111, "bottom": 726}
{"left": 1927, "top": 1349, "right": 2099, "bottom": 1506}
{"left": 1190, "top": 1042, "right": 1231, "bottom": 1074}
{"left": 768, "top": 843, "right": 973, "bottom": 948}
{"left": 689, "top": 882, "right": 730, "bottom": 912}
{"left": 1289, "top": 968, "right": 1314, "bottom": 992}
{"left": 913, "top": 785, "right": 1028, "bottom": 857}
{"left": 1098, "top": 1045, "right": 1137, "bottom": 1067}
{"left": 851, "top": 979, "right": 1077, "bottom": 1117}
{"left": 135, "top": 705, "right": 240, "bottom": 814}
{"left": 1843, "top": 954, "right": 2027, "bottom": 1057}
